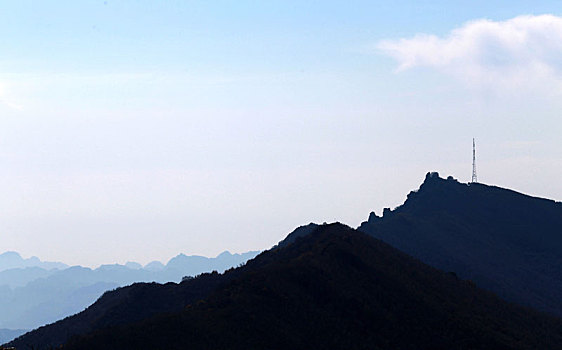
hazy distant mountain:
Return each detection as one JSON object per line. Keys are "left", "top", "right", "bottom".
{"left": 166, "top": 251, "right": 257, "bottom": 276}
{"left": 124, "top": 262, "right": 142, "bottom": 270}
{"left": 0, "top": 252, "right": 68, "bottom": 272}
{"left": 0, "top": 329, "right": 27, "bottom": 344}
{"left": 0, "top": 329, "right": 27, "bottom": 345}
{"left": 0, "top": 251, "right": 259, "bottom": 331}
{"left": 359, "top": 172, "right": 562, "bottom": 317}
{"left": 143, "top": 260, "right": 165, "bottom": 271}
{"left": 0, "top": 267, "right": 59, "bottom": 289}
{"left": 12, "top": 224, "right": 562, "bottom": 349}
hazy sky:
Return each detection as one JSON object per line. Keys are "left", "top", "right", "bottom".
{"left": 1, "top": 1, "right": 561, "bottom": 267}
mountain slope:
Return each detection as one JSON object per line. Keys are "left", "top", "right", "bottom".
{"left": 53, "top": 224, "right": 562, "bottom": 350}
{"left": 359, "top": 172, "right": 562, "bottom": 317}
{"left": 7, "top": 272, "right": 234, "bottom": 349}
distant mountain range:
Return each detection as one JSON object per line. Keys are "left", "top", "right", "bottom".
{"left": 0, "top": 252, "right": 68, "bottom": 273}
{"left": 0, "top": 250, "right": 259, "bottom": 334}
{"left": 10, "top": 223, "right": 562, "bottom": 349}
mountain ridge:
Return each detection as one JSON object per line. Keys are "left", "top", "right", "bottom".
{"left": 59, "top": 223, "right": 562, "bottom": 349}
{"left": 0, "top": 250, "right": 260, "bottom": 272}
{"left": 358, "top": 172, "right": 562, "bottom": 317}
{"left": 0, "top": 252, "right": 68, "bottom": 272}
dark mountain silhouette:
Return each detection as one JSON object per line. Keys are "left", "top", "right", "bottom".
{"left": 0, "top": 251, "right": 258, "bottom": 332}
{"left": 10, "top": 224, "right": 562, "bottom": 349}
{"left": 358, "top": 172, "right": 562, "bottom": 317}
{"left": 276, "top": 222, "right": 319, "bottom": 248}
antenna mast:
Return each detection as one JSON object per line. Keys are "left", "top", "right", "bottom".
{"left": 471, "top": 138, "right": 478, "bottom": 183}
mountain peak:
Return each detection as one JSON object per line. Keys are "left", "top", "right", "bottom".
{"left": 0, "top": 251, "right": 22, "bottom": 258}
{"left": 419, "top": 171, "right": 463, "bottom": 190}
{"left": 424, "top": 170, "right": 441, "bottom": 181}
{"left": 217, "top": 251, "right": 232, "bottom": 258}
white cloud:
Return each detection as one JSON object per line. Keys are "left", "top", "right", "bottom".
{"left": 377, "top": 15, "right": 562, "bottom": 91}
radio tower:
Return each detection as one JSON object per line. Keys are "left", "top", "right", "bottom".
{"left": 471, "top": 138, "right": 478, "bottom": 183}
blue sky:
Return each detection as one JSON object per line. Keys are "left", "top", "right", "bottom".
{"left": 1, "top": 1, "right": 561, "bottom": 266}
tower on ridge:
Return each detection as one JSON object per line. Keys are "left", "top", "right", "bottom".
{"left": 471, "top": 138, "right": 478, "bottom": 183}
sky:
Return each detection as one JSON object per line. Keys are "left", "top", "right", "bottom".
{"left": 1, "top": 1, "right": 561, "bottom": 267}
